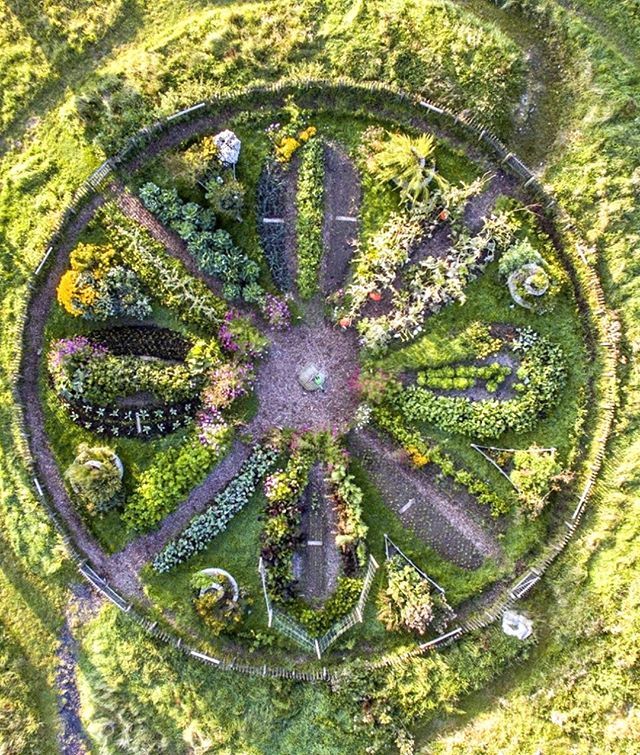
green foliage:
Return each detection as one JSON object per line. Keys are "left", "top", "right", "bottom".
{"left": 152, "top": 445, "right": 279, "bottom": 570}
{"left": 510, "top": 447, "right": 562, "bottom": 518}
{"left": 378, "top": 556, "right": 434, "bottom": 634}
{"left": 398, "top": 330, "right": 567, "bottom": 439}
{"left": 296, "top": 138, "right": 325, "bottom": 299}
{"left": 205, "top": 172, "right": 245, "bottom": 222}
{"left": 292, "top": 577, "right": 363, "bottom": 634}
{"left": 418, "top": 362, "right": 511, "bottom": 392}
{"left": 49, "top": 340, "right": 199, "bottom": 405}
{"left": 139, "top": 183, "right": 263, "bottom": 304}
{"left": 57, "top": 241, "right": 151, "bottom": 321}
{"left": 124, "top": 433, "right": 233, "bottom": 531}
{"left": 65, "top": 443, "right": 123, "bottom": 515}
{"left": 106, "top": 208, "right": 228, "bottom": 329}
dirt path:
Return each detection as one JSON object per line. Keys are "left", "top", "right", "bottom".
{"left": 15, "top": 195, "right": 136, "bottom": 594}
{"left": 247, "top": 300, "right": 360, "bottom": 436}
{"left": 321, "top": 143, "right": 361, "bottom": 295}
{"left": 294, "top": 464, "right": 342, "bottom": 605}
{"left": 107, "top": 441, "right": 250, "bottom": 574}
{"left": 56, "top": 583, "right": 103, "bottom": 755}
{"left": 350, "top": 429, "right": 502, "bottom": 569}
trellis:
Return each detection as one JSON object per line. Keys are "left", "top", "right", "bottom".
{"left": 259, "top": 555, "right": 379, "bottom": 658}
{"left": 383, "top": 534, "right": 456, "bottom": 632}
{"left": 471, "top": 443, "right": 557, "bottom": 492}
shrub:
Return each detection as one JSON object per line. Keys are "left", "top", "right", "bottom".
{"left": 296, "top": 138, "right": 324, "bottom": 298}
{"left": 205, "top": 172, "right": 245, "bottom": 222}
{"left": 57, "top": 241, "right": 151, "bottom": 320}
{"left": 65, "top": 443, "right": 123, "bottom": 515}
{"left": 510, "top": 447, "right": 562, "bottom": 518}
{"left": 152, "top": 446, "right": 279, "bottom": 570}
{"left": 378, "top": 556, "right": 434, "bottom": 634}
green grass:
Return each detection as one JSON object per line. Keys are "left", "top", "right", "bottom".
{"left": 141, "top": 489, "right": 275, "bottom": 650}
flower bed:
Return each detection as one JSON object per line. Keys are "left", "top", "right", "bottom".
{"left": 396, "top": 329, "right": 567, "bottom": 439}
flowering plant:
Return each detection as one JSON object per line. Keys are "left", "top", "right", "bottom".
{"left": 263, "top": 294, "right": 292, "bottom": 330}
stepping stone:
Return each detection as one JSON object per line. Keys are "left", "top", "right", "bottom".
{"left": 307, "top": 540, "right": 323, "bottom": 546}
{"left": 263, "top": 217, "right": 285, "bottom": 224}
{"left": 335, "top": 215, "right": 358, "bottom": 222}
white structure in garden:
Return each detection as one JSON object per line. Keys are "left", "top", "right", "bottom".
{"left": 214, "top": 130, "right": 241, "bottom": 166}
{"left": 502, "top": 609, "right": 533, "bottom": 640}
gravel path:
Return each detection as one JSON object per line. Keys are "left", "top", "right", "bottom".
{"left": 321, "top": 143, "right": 361, "bottom": 295}
{"left": 294, "top": 464, "right": 342, "bottom": 605}
{"left": 248, "top": 300, "right": 360, "bottom": 436}
{"left": 350, "top": 428, "right": 502, "bottom": 569}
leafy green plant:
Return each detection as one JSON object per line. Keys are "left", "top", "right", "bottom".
{"left": 125, "top": 432, "right": 233, "bottom": 531}
{"left": 363, "top": 129, "right": 443, "bottom": 205}
{"left": 152, "top": 445, "right": 279, "bottom": 570}
{"left": 296, "top": 138, "right": 325, "bottom": 298}
{"left": 511, "top": 447, "right": 562, "bottom": 518}
{"left": 139, "top": 183, "right": 263, "bottom": 304}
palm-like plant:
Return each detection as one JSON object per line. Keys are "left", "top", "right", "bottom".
{"left": 367, "top": 131, "right": 447, "bottom": 204}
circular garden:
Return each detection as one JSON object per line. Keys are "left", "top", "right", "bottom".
{"left": 20, "top": 82, "right": 616, "bottom": 673}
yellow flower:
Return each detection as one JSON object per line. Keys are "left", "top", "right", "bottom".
{"left": 298, "top": 125, "right": 317, "bottom": 142}
{"left": 407, "top": 446, "right": 429, "bottom": 468}
{"left": 275, "top": 136, "right": 301, "bottom": 162}
{"left": 57, "top": 270, "right": 83, "bottom": 316}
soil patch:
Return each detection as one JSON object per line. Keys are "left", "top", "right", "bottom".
{"left": 247, "top": 302, "right": 360, "bottom": 436}
{"left": 294, "top": 464, "right": 342, "bottom": 605}
{"left": 321, "top": 143, "right": 361, "bottom": 295}
{"left": 349, "top": 428, "right": 502, "bottom": 569}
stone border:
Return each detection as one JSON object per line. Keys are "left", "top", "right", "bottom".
{"left": 11, "top": 79, "right": 619, "bottom": 681}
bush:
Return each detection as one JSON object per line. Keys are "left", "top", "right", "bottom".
{"left": 378, "top": 556, "right": 434, "bottom": 634}
{"left": 65, "top": 443, "right": 123, "bottom": 515}
{"left": 510, "top": 447, "right": 562, "bottom": 518}
{"left": 57, "top": 241, "right": 151, "bottom": 320}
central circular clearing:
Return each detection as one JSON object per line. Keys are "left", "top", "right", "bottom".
{"left": 249, "top": 309, "right": 360, "bottom": 435}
